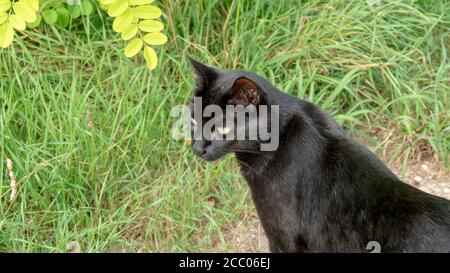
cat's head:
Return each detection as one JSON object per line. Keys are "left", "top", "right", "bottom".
{"left": 188, "top": 57, "right": 279, "bottom": 161}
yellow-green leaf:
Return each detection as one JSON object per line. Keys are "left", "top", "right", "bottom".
{"left": 124, "top": 38, "right": 143, "bottom": 57}
{"left": 129, "top": 0, "right": 154, "bottom": 5}
{"left": 56, "top": 7, "right": 70, "bottom": 28}
{"left": 0, "top": 0, "right": 11, "bottom": 13}
{"left": 13, "top": 1, "right": 36, "bottom": 23}
{"left": 42, "top": 9, "right": 57, "bottom": 25}
{"left": 108, "top": 0, "right": 128, "bottom": 17}
{"left": 80, "top": 0, "right": 94, "bottom": 15}
{"left": 138, "top": 19, "right": 163, "bottom": 32}
{"left": 99, "top": 0, "right": 115, "bottom": 6}
{"left": 143, "top": 46, "right": 157, "bottom": 70}
{"left": 22, "top": 0, "right": 39, "bottom": 12}
{"left": 112, "top": 8, "right": 133, "bottom": 32}
{"left": 9, "top": 14, "right": 26, "bottom": 30}
{"left": 68, "top": 5, "right": 81, "bottom": 19}
{"left": 132, "top": 5, "right": 161, "bottom": 19}
{"left": 98, "top": 1, "right": 109, "bottom": 10}
{"left": 0, "top": 22, "right": 14, "bottom": 48}
{"left": 143, "top": 32, "right": 167, "bottom": 45}
{"left": 0, "top": 12, "right": 7, "bottom": 24}
{"left": 26, "top": 13, "right": 40, "bottom": 28}
{"left": 121, "top": 23, "right": 138, "bottom": 40}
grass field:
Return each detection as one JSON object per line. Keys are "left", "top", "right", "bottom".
{"left": 0, "top": 0, "right": 449, "bottom": 252}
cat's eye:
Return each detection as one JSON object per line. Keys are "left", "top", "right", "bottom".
{"left": 217, "top": 127, "right": 231, "bottom": 135}
{"left": 191, "top": 118, "right": 197, "bottom": 126}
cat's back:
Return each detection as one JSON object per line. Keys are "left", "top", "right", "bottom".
{"left": 285, "top": 94, "right": 450, "bottom": 252}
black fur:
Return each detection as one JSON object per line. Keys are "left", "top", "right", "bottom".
{"left": 189, "top": 58, "right": 450, "bottom": 253}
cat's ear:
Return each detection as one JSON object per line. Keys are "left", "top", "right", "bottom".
{"left": 228, "top": 77, "right": 261, "bottom": 106}
{"left": 188, "top": 57, "right": 218, "bottom": 88}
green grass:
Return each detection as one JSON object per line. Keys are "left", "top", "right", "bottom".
{"left": 0, "top": 0, "right": 449, "bottom": 252}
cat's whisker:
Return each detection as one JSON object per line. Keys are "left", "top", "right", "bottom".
{"left": 229, "top": 150, "right": 271, "bottom": 161}
{"left": 231, "top": 149, "right": 272, "bottom": 160}
{"left": 233, "top": 156, "right": 264, "bottom": 178}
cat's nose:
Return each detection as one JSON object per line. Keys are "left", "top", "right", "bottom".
{"left": 192, "top": 142, "right": 207, "bottom": 157}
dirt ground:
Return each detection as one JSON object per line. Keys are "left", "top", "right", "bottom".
{"left": 227, "top": 157, "right": 450, "bottom": 252}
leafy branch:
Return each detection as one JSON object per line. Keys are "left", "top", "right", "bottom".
{"left": 0, "top": 0, "right": 167, "bottom": 70}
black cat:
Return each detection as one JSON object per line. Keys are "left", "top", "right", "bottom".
{"left": 188, "top": 57, "right": 450, "bottom": 253}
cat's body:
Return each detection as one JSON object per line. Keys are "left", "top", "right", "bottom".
{"left": 188, "top": 58, "right": 450, "bottom": 252}
{"left": 238, "top": 96, "right": 450, "bottom": 252}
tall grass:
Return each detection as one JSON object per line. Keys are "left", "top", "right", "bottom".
{"left": 0, "top": 0, "right": 449, "bottom": 252}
